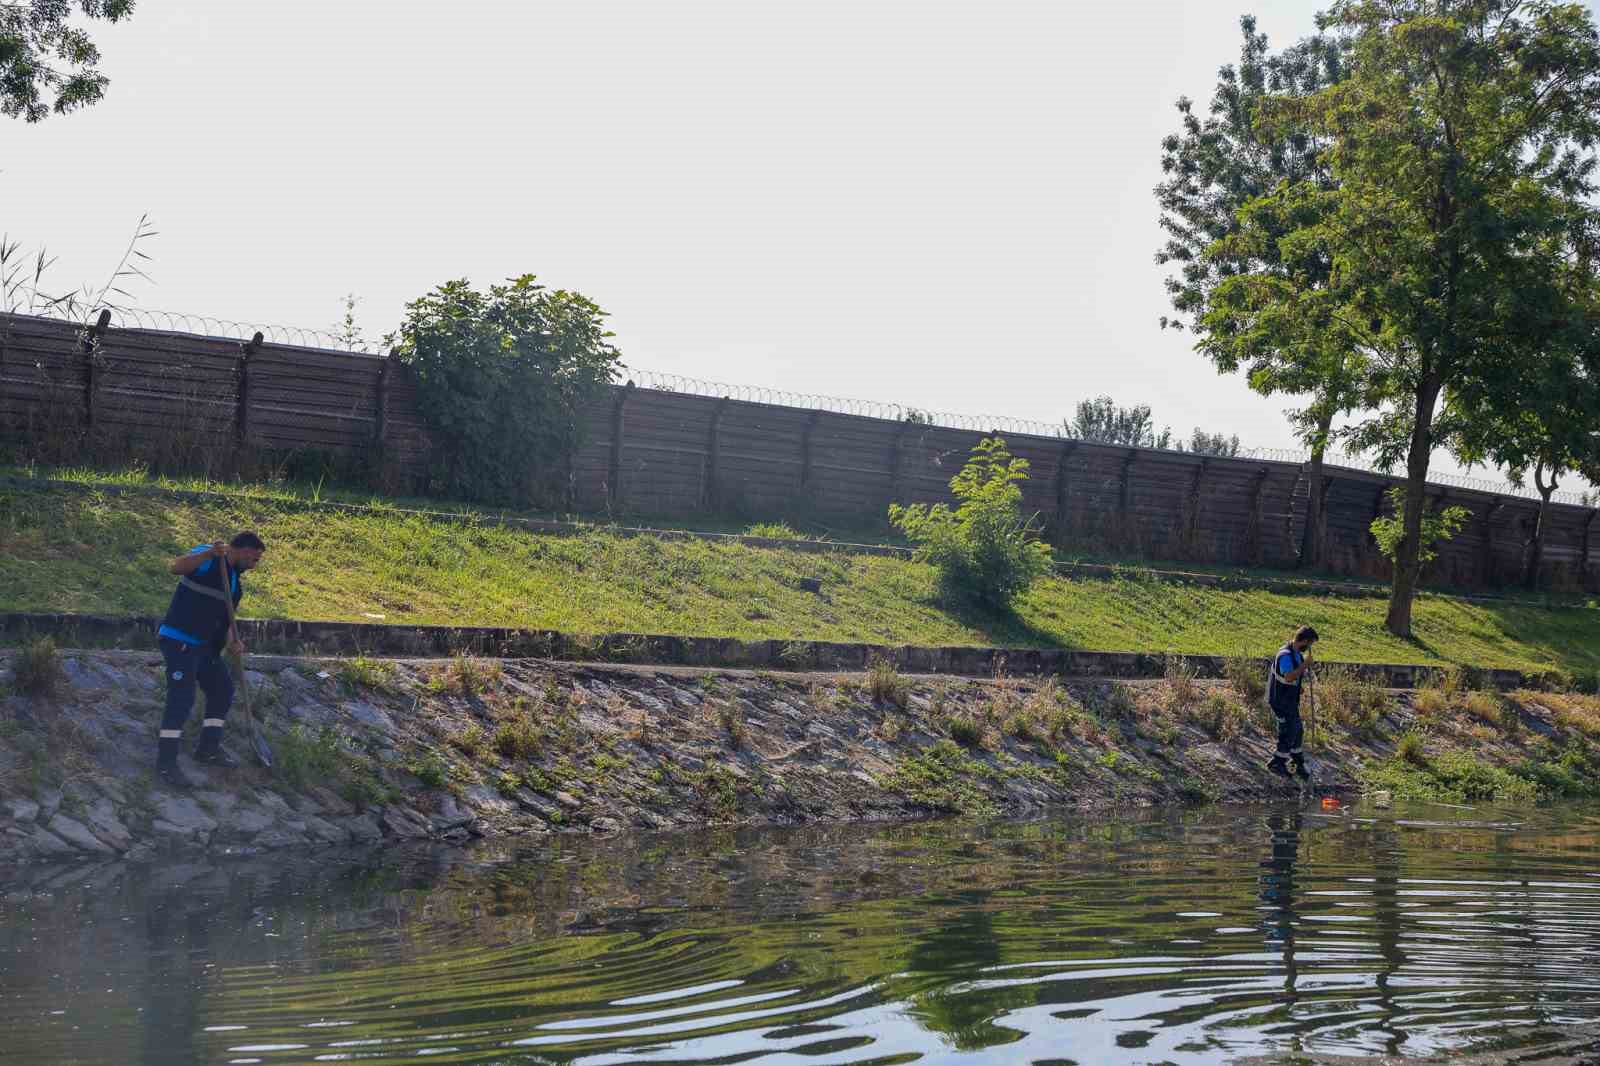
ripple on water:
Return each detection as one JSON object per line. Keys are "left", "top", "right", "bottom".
{"left": 1, "top": 801, "right": 1599, "bottom": 1064}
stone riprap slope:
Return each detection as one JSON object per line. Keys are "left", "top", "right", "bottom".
{"left": 2, "top": 648, "right": 1596, "bottom": 868}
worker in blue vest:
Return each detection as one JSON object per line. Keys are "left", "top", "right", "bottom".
{"left": 155, "top": 532, "right": 266, "bottom": 789}
{"left": 1266, "top": 625, "right": 1318, "bottom": 782}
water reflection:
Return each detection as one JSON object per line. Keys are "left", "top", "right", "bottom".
{"left": 2, "top": 802, "right": 1599, "bottom": 1065}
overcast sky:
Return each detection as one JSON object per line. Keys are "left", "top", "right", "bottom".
{"left": 6, "top": 1, "right": 1597, "bottom": 491}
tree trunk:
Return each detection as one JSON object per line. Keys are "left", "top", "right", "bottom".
{"left": 1298, "top": 408, "right": 1335, "bottom": 570}
{"left": 1524, "top": 462, "right": 1555, "bottom": 589}
{"left": 1384, "top": 378, "right": 1442, "bottom": 637}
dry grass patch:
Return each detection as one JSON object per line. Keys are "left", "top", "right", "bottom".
{"left": 1224, "top": 650, "right": 1266, "bottom": 705}
{"left": 1315, "top": 666, "right": 1390, "bottom": 735}
{"left": 428, "top": 655, "right": 503, "bottom": 696}
{"left": 1411, "top": 687, "right": 1449, "bottom": 722}
{"left": 9, "top": 637, "right": 63, "bottom": 697}
{"left": 867, "top": 659, "right": 909, "bottom": 709}
{"left": 1164, "top": 654, "right": 1200, "bottom": 710}
{"left": 1189, "top": 691, "right": 1244, "bottom": 741}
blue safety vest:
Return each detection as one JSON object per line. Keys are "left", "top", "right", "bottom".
{"left": 158, "top": 546, "right": 242, "bottom": 649}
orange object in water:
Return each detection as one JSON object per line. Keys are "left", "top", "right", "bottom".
{"left": 1321, "top": 797, "right": 1341, "bottom": 809}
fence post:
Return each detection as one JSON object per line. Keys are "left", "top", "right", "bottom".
{"left": 373, "top": 350, "right": 392, "bottom": 479}
{"left": 1053, "top": 441, "right": 1077, "bottom": 544}
{"left": 607, "top": 382, "right": 633, "bottom": 511}
{"left": 1182, "top": 458, "right": 1208, "bottom": 558}
{"left": 1244, "top": 466, "right": 1268, "bottom": 564}
{"left": 1478, "top": 498, "right": 1505, "bottom": 587}
{"left": 798, "top": 409, "right": 822, "bottom": 494}
{"left": 1583, "top": 509, "right": 1597, "bottom": 592}
{"left": 704, "top": 396, "right": 729, "bottom": 511}
{"left": 887, "top": 421, "right": 914, "bottom": 511}
{"left": 1118, "top": 451, "right": 1137, "bottom": 521}
{"left": 81, "top": 309, "right": 110, "bottom": 440}
{"left": 236, "top": 331, "right": 262, "bottom": 450}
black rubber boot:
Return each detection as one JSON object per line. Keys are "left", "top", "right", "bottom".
{"left": 1266, "top": 757, "right": 1291, "bottom": 778}
{"left": 193, "top": 740, "right": 240, "bottom": 769}
{"left": 156, "top": 760, "right": 196, "bottom": 791}
{"left": 1291, "top": 757, "right": 1312, "bottom": 782}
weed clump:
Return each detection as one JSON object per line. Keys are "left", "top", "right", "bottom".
{"left": 450, "top": 722, "right": 488, "bottom": 759}
{"left": 1164, "top": 654, "right": 1199, "bottom": 709}
{"left": 1397, "top": 729, "right": 1427, "bottom": 767}
{"left": 1316, "top": 666, "right": 1388, "bottom": 735}
{"left": 339, "top": 655, "right": 395, "bottom": 692}
{"left": 868, "top": 658, "right": 909, "bottom": 708}
{"left": 715, "top": 702, "right": 746, "bottom": 747}
{"left": 946, "top": 714, "right": 984, "bottom": 748}
{"left": 275, "top": 724, "right": 346, "bottom": 789}
{"left": 428, "top": 655, "right": 502, "bottom": 696}
{"left": 492, "top": 714, "right": 540, "bottom": 760}
{"left": 1224, "top": 650, "right": 1266, "bottom": 705}
{"left": 11, "top": 637, "right": 62, "bottom": 697}
{"left": 1191, "top": 692, "right": 1242, "bottom": 741}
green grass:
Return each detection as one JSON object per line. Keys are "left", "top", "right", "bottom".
{"left": 2, "top": 482, "right": 1598, "bottom": 673}
{"left": 1360, "top": 749, "right": 1544, "bottom": 804}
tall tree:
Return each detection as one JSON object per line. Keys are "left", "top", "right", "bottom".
{"left": 1, "top": 1, "right": 135, "bottom": 122}
{"left": 1192, "top": 0, "right": 1600, "bottom": 635}
{"left": 1068, "top": 395, "right": 1173, "bottom": 449}
{"left": 1156, "top": 15, "right": 1357, "bottom": 569}
{"left": 1451, "top": 296, "right": 1600, "bottom": 586}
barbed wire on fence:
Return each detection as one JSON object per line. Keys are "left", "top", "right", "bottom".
{"left": 102, "top": 307, "right": 372, "bottom": 353}
{"left": 626, "top": 368, "right": 1596, "bottom": 507}
{"left": 16, "top": 306, "right": 1592, "bottom": 508}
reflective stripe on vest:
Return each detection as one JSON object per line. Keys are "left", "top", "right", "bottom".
{"left": 179, "top": 576, "right": 232, "bottom": 603}
{"left": 1269, "top": 643, "right": 1301, "bottom": 687}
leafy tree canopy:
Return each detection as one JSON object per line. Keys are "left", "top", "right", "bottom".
{"left": 1, "top": 1, "right": 134, "bottom": 122}
{"left": 390, "top": 275, "right": 622, "bottom": 506}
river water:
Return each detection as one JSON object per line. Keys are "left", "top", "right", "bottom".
{"left": 2, "top": 800, "right": 1599, "bottom": 1065}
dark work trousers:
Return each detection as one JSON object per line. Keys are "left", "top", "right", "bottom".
{"left": 1271, "top": 698, "right": 1305, "bottom": 759}
{"left": 157, "top": 637, "right": 233, "bottom": 767}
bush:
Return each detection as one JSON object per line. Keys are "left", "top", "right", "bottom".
{"left": 10, "top": 637, "right": 62, "bottom": 697}
{"left": 391, "top": 275, "right": 622, "bottom": 505}
{"left": 868, "top": 658, "right": 909, "bottom": 709}
{"left": 889, "top": 437, "right": 1053, "bottom": 611}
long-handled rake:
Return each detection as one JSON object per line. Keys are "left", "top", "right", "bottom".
{"left": 219, "top": 554, "right": 273, "bottom": 769}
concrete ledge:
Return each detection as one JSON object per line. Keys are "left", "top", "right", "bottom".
{"left": 0, "top": 611, "right": 1541, "bottom": 691}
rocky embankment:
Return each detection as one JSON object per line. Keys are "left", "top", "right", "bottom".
{"left": 1, "top": 645, "right": 1595, "bottom": 868}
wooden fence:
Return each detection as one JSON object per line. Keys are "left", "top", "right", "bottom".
{"left": 2, "top": 311, "right": 1597, "bottom": 591}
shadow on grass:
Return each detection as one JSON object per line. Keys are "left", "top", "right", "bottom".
{"left": 938, "top": 595, "right": 1072, "bottom": 651}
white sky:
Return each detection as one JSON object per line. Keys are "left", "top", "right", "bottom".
{"left": 5, "top": 0, "right": 1597, "bottom": 491}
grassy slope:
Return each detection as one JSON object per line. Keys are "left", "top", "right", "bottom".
{"left": 2, "top": 483, "right": 1597, "bottom": 672}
